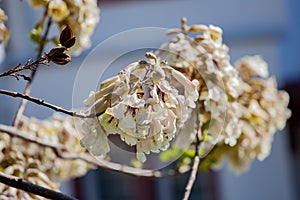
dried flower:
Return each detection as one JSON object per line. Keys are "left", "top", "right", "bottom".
{"left": 81, "top": 53, "right": 199, "bottom": 162}
{"left": 59, "top": 25, "right": 76, "bottom": 48}
{"left": 46, "top": 46, "right": 72, "bottom": 65}
{"left": 60, "top": 0, "right": 100, "bottom": 55}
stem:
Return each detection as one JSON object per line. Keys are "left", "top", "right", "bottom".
{"left": 13, "top": 16, "right": 52, "bottom": 127}
{"left": 0, "top": 124, "right": 66, "bottom": 150}
{"left": 0, "top": 56, "right": 49, "bottom": 78}
{"left": 0, "top": 172, "right": 78, "bottom": 200}
{"left": 182, "top": 105, "right": 201, "bottom": 200}
{"left": 0, "top": 89, "right": 86, "bottom": 118}
{"left": 0, "top": 123, "right": 190, "bottom": 179}
{"left": 182, "top": 156, "right": 200, "bottom": 200}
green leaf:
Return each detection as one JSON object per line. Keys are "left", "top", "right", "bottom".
{"left": 201, "top": 119, "right": 211, "bottom": 132}
{"left": 28, "top": 31, "right": 41, "bottom": 43}
{"left": 199, "top": 156, "right": 218, "bottom": 171}
{"left": 183, "top": 149, "right": 195, "bottom": 158}
{"left": 28, "top": 20, "right": 44, "bottom": 44}
{"left": 181, "top": 156, "right": 192, "bottom": 166}
{"left": 160, "top": 146, "right": 182, "bottom": 162}
{"left": 130, "top": 158, "right": 143, "bottom": 168}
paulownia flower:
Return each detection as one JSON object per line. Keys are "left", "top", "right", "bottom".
{"left": 0, "top": 115, "right": 93, "bottom": 199}
{"left": 201, "top": 56, "right": 291, "bottom": 173}
{"left": 81, "top": 53, "right": 199, "bottom": 162}
{"left": 0, "top": 8, "right": 9, "bottom": 44}
{"left": 157, "top": 18, "right": 291, "bottom": 173}
{"left": 157, "top": 18, "right": 242, "bottom": 151}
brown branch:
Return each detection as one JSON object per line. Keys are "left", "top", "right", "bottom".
{"left": 0, "top": 172, "right": 78, "bottom": 200}
{"left": 182, "top": 105, "right": 201, "bottom": 200}
{"left": 0, "top": 57, "right": 49, "bottom": 79}
{"left": 0, "top": 124, "right": 66, "bottom": 150}
{"left": 13, "top": 16, "right": 52, "bottom": 127}
{"left": 182, "top": 155, "right": 200, "bottom": 200}
{"left": 57, "top": 151, "right": 191, "bottom": 178}
{"left": 0, "top": 123, "right": 189, "bottom": 179}
{"left": 0, "top": 89, "right": 88, "bottom": 118}
{"left": 0, "top": 89, "right": 116, "bottom": 119}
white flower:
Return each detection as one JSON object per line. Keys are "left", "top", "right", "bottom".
{"left": 27, "top": 0, "right": 100, "bottom": 55}
{"left": 157, "top": 18, "right": 291, "bottom": 173}
{"left": 208, "top": 56, "right": 291, "bottom": 173}
{"left": 82, "top": 53, "right": 199, "bottom": 162}
{"left": 0, "top": 115, "right": 94, "bottom": 198}
{"left": 0, "top": 8, "right": 9, "bottom": 44}
{"left": 48, "top": 0, "right": 70, "bottom": 22}
{"left": 235, "top": 55, "right": 269, "bottom": 78}
{"left": 80, "top": 118, "right": 110, "bottom": 157}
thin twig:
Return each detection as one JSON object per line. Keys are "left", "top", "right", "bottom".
{"left": 0, "top": 89, "right": 87, "bottom": 118}
{"left": 0, "top": 123, "right": 190, "bottom": 179}
{"left": 0, "top": 172, "right": 78, "bottom": 200}
{"left": 13, "top": 16, "right": 52, "bottom": 127}
{"left": 0, "top": 89, "right": 113, "bottom": 118}
{"left": 0, "top": 57, "right": 49, "bottom": 78}
{"left": 182, "top": 155, "right": 200, "bottom": 200}
{"left": 182, "top": 105, "right": 201, "bottom": 200}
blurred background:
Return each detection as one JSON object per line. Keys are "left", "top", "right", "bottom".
{"left": 0, "top": 0, "right": 299, "bottom": 199}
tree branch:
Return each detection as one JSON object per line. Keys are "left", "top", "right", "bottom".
{"left": 182, "top": 105, "right": 201, "bottom": 200}
{"left": 0, "top": 123, "right": 190, "bottom": 179}
{"left": 0, "top": 172, "right": 78, "bottom": 200}
{"left": 13, "top": 16, "right": 52, "bottom": 127}
{"left": 0, "top": 89, "right": 87, "bottom": 118}
{"left": 0, "top": 124, "right": 66, "bottom": 150}
{"left": 0, "top": 57, "right": 49, "bottom": 79}
{"left": 182, "top": 155, "right": 200, "bottom": 200}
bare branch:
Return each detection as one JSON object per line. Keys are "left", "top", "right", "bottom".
{"left": 0, "top": 124, "right": 66, "bottom": 150}
{"left": 182, "top": 104, "right": 201, "bottom": 200}
{"left": 0, "top": 172, "right": 78, "bottom": 200}
{"left": 13, "top": 16, "right": 53, "bottom": 127}
{"left": 0, "top": 89, "right": 87, "bottom": 118}
{"left": 0, "top": 57, "right": 49, "bottom": 78}
{"left": 57, "top": 151, "right": 191, "bottom": 178}
{"left": 182, "top": 156, "right": 200, "bottom": 200}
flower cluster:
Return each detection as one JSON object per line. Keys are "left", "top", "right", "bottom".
{"left": 81, "top": 53, "right": 199, "bottom": 162}
{"left": 216, "top": 56, "right": 291, "bottom": 171}
{"left": 80, "top": 18, "right": 291, "bottom": 170}
{"left": 0, "top": 115, "right": 94, "bottom": 199}
{"left": 157, "top": 18, "right": 244, "bottom": 150}
{"left": 157, "top": 18, "right": 291, "bottom": 172}
{"left": 28, "top": 0, "right": 100, "bottom": 55}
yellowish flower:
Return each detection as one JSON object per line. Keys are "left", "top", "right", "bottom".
{"left": 0, "top": 8, "right": 9, "bottom": 44}
{"left": 27, "top": 0, "right": 100, "bottom": 55}
{"left": 28, "top": 0, "right": 49, "bottom": 9}
{"left": 48, "top": 0, "right": 70, "bottom": 22}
